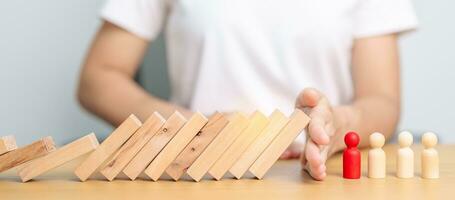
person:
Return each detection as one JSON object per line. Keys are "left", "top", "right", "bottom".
{"left": 77, "top": 0, "right": 418, "bottom": 180}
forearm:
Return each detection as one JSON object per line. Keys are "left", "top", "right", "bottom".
{"left": 328, "top": 34, "right": 401, "bottom": 152}
{"left": 331, "top": 96, "right": 400, "bottom": 152}
{"left": 78, "top": 67, "right": 192, "bottom": 126}
{"left": 297, "top": 35, "right": 400, "bottom": 180}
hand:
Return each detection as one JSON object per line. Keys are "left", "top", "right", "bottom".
{"left": 295, "top": 88, "right": 346, "bottom": 180}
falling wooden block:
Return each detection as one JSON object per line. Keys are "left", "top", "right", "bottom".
{"left": 186, "top": 113, "right": 249, "bottom": 182}
{"left": 18, "top": 133, "right": 99, "bottom": 182}
{"left": 0, "top": 136, "right": 55, "bottom": 173}
{"left": 0, "top": 135, "right": 18, "bottom": 155}
{"left": 249, "top": 109, "right": 310, "bottom": 179}
{"left": 229, "top": 110, "right": 289, "bottom": 179}
{"left": 209, "top": 111, "right": 269, "bottom": 180}
{"left": 144, "top": 112, "right": 208, "bottom": 181}
{"left": 123, "top": 111, "right": 187, "bottom": 180}
{"left": 74, "top": 114, "right": 142, "bottom": 181}
{"left": 165, "top": 112, "right": 228, "bottom": 181}
{"left": 100, "top": 112, "right": 165, "bottom": 181}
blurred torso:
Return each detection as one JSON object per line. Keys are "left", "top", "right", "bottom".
{"left": 165, "top": 0, "right": 357, "bottom": 115}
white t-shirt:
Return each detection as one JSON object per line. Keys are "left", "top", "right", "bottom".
{"left": 101, "top": 0, "right": 417, "bottom": 145}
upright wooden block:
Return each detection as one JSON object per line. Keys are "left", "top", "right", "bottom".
{"left": 229, "top": 110, "right": 289, "bottom": 179}
{"left": 0, "top": 135, "right": 18, "bottom": 155}
{"left": 0, "top": 136, "right": 55, "bottom": 173}
{"left": 18, "top": 133, "right": 99, "bottom": 182}
{"left": 123, "top": 112, "right": 187, "bottom": 180}
{"left": 186, "top": 113, "right": 249, "bottom": 182}
{"left": 165, "top": 112, "right": 228, "bottom": 181}
{"left": 100, "top": 112, "right": 165, "bottom": 181}
{"left": 74, "top": 114, "right": 142, "bottom": 181}
{"left": 144, "top": 112, "right": 208, "bottom": 181}
{"left": 249, "top": 109, "right": 310, "bottom": 179}
{"left": 209, "top": 111, "right": 269, "bottom": 180}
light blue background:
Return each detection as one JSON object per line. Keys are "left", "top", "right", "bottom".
{"left": 0, "top": 0, "right": 453, "bottom": 146}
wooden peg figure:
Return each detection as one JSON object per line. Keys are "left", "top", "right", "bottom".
{"left": 397, "top": 131, "right": 414, "bottom": 178}
{"left": 343, "top": 131, "right": 361, "bottom": 179}
{"left": 421, "top": 132, "right": 439, "bottom": 179}
{"left": 368, "top": 132, "right": 385, "bottom": 178}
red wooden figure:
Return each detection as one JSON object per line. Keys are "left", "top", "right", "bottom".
{"left": 343, "top": 131, "right": 361, "bottom": 179}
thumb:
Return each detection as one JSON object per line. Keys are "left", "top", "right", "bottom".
{"left": 296, "top": 88, "right": 322, "bottom": 108}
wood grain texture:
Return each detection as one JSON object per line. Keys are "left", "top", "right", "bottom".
{"left": 0, "top": 136, "right": 55, "bottom": 173}
{"left": 165, "top": 112, "right": 228, "bottom": 181}
{"left": 229, "top": 110, "right": 289, "bottom": 179}
{"left": 74, "top": 114, "right": 142, "bottom": 181}
{"left": 18, "top": 133, "right": 99, "bottom": 182}
{"left": 100, "top": 112, "right": 165, "bottom": 181}
{"left": 122, "top": 111, "right": 187, "bottom": 180}
{"left": 249, "top": 109, "right": 310, "bottom": 179}
{"left": 144, "top": 112, "right": 208, "bottom": 181}
{"left": 186, "top": 112, "right": 249, "bottom": 182}
{"left": 2, "top": 145, "right": 452, "bottom": 199}
{"left": 0, "top": 135, "right": 17, "bottom": 155}
{"left": 209, "top": 111, "right": 269, "bottom": 180}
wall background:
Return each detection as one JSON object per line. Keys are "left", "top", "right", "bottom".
{"left": 0, "top": 0, "right": 453, "bottom": 146}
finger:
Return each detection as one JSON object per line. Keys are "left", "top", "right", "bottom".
{"left": 306, "top": 140, "right": 329, "bottom": 180}
{"left": 303, "top": 161, "right": 327, "bottom": 181}
{"left": 308, "top": 117, "right": 330, "bottom": 145}
{"left": 280, "top": 150, "right": 292, "bottom": 159}
{"left": 309, "top": 105, "right": 332, "bottom": 122}
{"left": 296, "top": 88, "right": 322, "bottom": 108}
{"left": 306, "top": 161, "right": 327, "bottom": 181}
{"left": 300, "top": 139, "right": 312, "bottom": 166}
{"left": 289, "top": 151, "right": 301, "bottom": 159}
{"left": 324, "top": 122, "right": 336, "bottom": 137}
{"left": 313, "top": 165, "right": 327, "bottom": 180}
{"left": 305, "top": 140, "right": 322, "bottom": 171}
{"left": 320, "top": 145, "right": 330, "bottom": 162}
{"left": 300, "top": 147, "right": 307, "bottom": 166}
{"left": 282, "top": 150, "right": 301, "bottom": 160}
{"left": 312, "top": 164, "right": 326, "bottom": 177}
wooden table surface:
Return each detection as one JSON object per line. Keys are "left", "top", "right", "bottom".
{"left": 0, "top": 145, "right": 453, "bottom": 200}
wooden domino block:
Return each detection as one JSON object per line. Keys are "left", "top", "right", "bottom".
{"left": 0, "top": 135, "right": 18, "bottom": 155}
{"left": 18, "top": 133, "right": 99, "bottom": 182}
{"left": 123, "top": 111, "right": 187, "bottom": 180}
{"left": 74, "top": 114, "right": 142, "bottom": 181}
{"left": 0, "top": 136, "right": 55, "bottom": 173}
{"left": 186, "top": 113, "right": 249, "bottom": 182}
{"left": 100, "top": 112, "right": 165, "bottom": 181}
{"left": 165, "top": 112, "right": 228, "bottom": 181}
{"left": 249, "top": 109, "right": 310, "bottom": 179}
{"left": 229, "top": 110, "right": 289, "bottom": 179}
{"left": 209, "top": 111, "right": 269, "bottom": 180}
{"left": 144, "top": 112, "right": 208, "bottom": 181}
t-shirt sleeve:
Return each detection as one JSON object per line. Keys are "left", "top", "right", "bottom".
{"left": 100, "top": 0, "right": 168, "bottom": 41}
{"left": 353, "top": 0, "right": 418, "bottom": 38}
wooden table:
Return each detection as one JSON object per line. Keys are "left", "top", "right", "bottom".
{"left": 0, "top": 145, "right": 453, "bottom": 199}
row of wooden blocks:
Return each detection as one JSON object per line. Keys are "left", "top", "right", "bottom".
{"left": 0, "top": 109, "right": 310, "bottom": 182}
